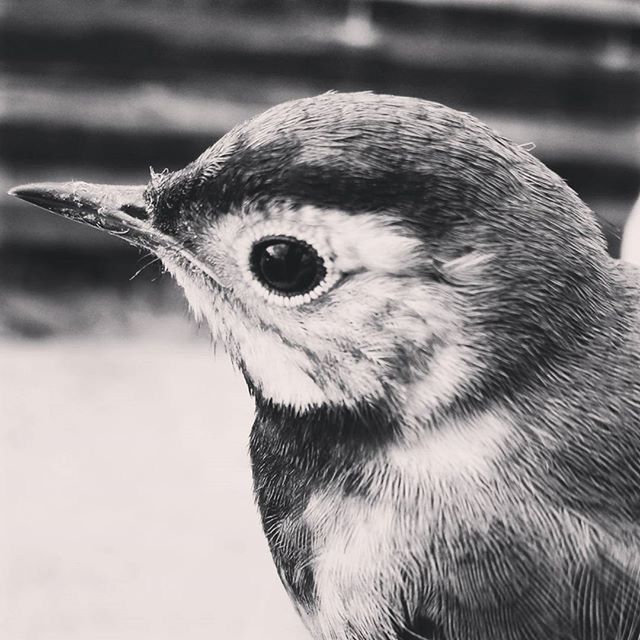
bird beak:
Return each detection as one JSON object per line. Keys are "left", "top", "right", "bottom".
{"left": 8, "top": 181, "right": 166, "bottom": 251}
{"left": 9, "top": 180, "right": 228, "bottom": 287}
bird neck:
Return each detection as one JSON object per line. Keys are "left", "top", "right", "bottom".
{"left": 248, "top": 395, "right": 404, "bottom": 607}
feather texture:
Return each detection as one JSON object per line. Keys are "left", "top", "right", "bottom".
{"left": 13, "top": 92, "right": 640, "bottom": 639}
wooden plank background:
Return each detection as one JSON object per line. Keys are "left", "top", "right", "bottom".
{"left": 2, "top": 0, "right": 639, "bottom": 249}
{"left": 2, "top": 0, "right": 638, "bottom": 336}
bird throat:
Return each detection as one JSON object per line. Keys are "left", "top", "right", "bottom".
{"left": 248, "top": 396, "right": 399, "bottom": 607}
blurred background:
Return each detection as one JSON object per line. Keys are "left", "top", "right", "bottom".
{"left": 1, "top": 0, "right": 639, "bottom": 638}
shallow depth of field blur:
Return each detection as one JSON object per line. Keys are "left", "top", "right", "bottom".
{"left": 1, "top": 1, "right": 639, "bottom": 638}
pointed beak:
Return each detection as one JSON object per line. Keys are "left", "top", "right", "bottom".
{"left": 8, "top": 181, "right": 166, "bottom": 251}
{"left": 9, "top": 180, "right": 228, "bottom": 287}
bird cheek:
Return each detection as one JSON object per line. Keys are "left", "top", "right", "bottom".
{"left": 159, "top": 257, "right": 229, "bottom": 331}
{"left": 203, "top": 254, "right": 235, "bottom": 289}
{"left": 238, "top": 331, "right": 328, "bottom": 409}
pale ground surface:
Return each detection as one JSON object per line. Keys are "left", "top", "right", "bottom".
{"left": 1, "top": 338, "right": 306, "bottom": 640}
{"left": 622, "top": 193, "right": 640, "bottom": 266}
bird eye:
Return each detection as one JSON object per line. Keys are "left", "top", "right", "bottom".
{"left": 248, "top": 235, "right": 332, "bottom": 305}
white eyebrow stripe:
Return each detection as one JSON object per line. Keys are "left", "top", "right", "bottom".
{"left": 227, "top": 203, "right": 425, "bottom": 276}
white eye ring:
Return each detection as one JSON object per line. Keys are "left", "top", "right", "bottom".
{"left": 237, "top": 223, "right": 340, "bottom": 307}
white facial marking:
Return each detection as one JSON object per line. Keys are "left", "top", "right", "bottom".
{"left": 166, "top": 261, "right": 212, "bottom": 324}
{"left": 240, "top": 331, "right": 328, "bottom": 407}
{"left": 201, "top": 203, "right": 424, "bottom": 303}
{"left": 409, "top": 351, "right": 471, "bottom": 418}
{"left": 166, "top": 203, "right": 492, "bottom": 413}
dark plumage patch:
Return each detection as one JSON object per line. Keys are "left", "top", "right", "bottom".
{"left": 120, "top": 202, "right": 148, "bottom": 220}
{"left": 249, "top": 392, "right": 400, "bottom": 609}
{"left": 146, "top": 94, "right": 480, "bottom": 236}
{"left": 397, "top": 616, "right": 442, "bottom": 640}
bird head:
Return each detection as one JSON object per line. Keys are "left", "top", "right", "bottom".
{"left": 10, "top": 92, "right": 613, "bottom": 420}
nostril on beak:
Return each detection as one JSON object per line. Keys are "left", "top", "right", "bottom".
{"left": 121, "top": 203, "right": 149, "bottom": 221}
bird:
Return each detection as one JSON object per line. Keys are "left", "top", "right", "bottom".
{"left": 9, "top": 91, "right": 640, "bottom": 640}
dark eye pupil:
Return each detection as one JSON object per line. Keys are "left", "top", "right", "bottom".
{"left": 250, "top": 236, "right": 325, "bottom": 296}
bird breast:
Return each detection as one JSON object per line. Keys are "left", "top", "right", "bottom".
{"left": 285, "top": 410, "right": 516, "bottom": 639}
{"left": 263, "top": 405, "right": 640, "bottom": 640}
